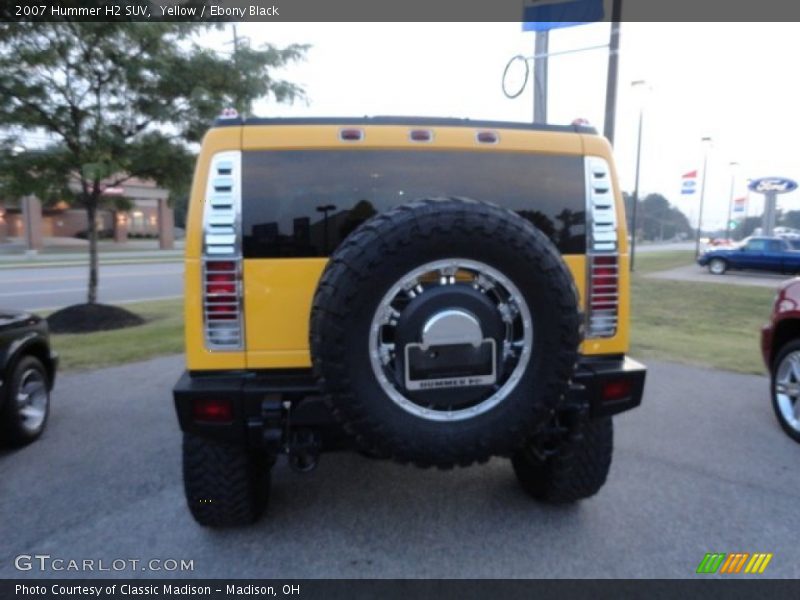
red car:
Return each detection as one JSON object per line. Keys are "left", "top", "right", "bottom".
{"left": 761, "top": 278, "right": 800, "bottom": 442}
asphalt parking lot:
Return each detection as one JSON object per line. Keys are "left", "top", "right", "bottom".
{"left": 1, "top": 355, "right": 798, "bottom": 579}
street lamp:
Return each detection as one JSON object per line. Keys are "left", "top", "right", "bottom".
{"left": 725, "top": 161, "right": 739, "bottom": 241}
{"left": 629, "top": 79, "right": 650, "bottom": 272}
{"left": 316, "top": 204, "right": 337, "bottom": 253}
{"left": 694, "top": 136, "right": 713, "bottom": 258}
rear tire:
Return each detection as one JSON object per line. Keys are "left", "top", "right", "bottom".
{"left": 182, "top": 434, "right": 271, "bottom": 527}
{"left": 512, "top": 417, "right": 613, "bottom": 503}
{"left": 708, "top": 258, "right": 727, "bottom": 275}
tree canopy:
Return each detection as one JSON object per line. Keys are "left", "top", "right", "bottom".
{"left": 624, "top": 192, "right": 692, "bottom": 241}
{"left": 0, "top": 22, "right": 308, "bottom": 303}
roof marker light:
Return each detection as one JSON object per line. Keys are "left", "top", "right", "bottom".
{"left": 476, "top": 130, "right": 499, "bottom": 144}
{"left": 339, "top": 128, "right": 364, "bottom": 141}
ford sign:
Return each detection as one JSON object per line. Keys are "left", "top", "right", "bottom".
{"left": 748, "top": 177, "right": 798, "bottom": 194}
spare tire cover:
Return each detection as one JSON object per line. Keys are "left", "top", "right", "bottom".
{"left": 310, "top": 197, "right": 581, "bottom": 467}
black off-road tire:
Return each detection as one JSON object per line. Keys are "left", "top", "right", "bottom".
{"left": 0, "top": 355, "right": 50, "bottom": 448}
{"left": 512, "top": 417, "right": 613, "bottom": 503}
{"left": 182, "top": 434, "right": 271, "bottom": 527}
{"left": 310, "top": 197, "right": 581, "bottom": 468}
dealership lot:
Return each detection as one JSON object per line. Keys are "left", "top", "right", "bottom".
{"left": 647, "top": 264, "right": 789, "bottom": 289}
{"left": 0, "top": 355, "right": 798, "bottom": 579}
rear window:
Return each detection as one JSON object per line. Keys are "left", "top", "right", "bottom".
{"left": 241, "top": 149, "right": 586, "bottom": 258}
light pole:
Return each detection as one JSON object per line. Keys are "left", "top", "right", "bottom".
{"left": 725, "top": 161, "right": 739, "bottom": 241}
{"left": 316, "top": 204, "right": 337, "bottom": 253}
{"left": 694, "top": 136, "right": 713, "bottom": 258}
{"left": 629, "top": 80, "right": 649, "bottom": 272}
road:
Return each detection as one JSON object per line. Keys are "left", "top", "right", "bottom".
{"left": 0, "top": 263, "right": 183, "bottom": 311}
{"left": 1, "top": 356, "right": 798, "bottom": 579}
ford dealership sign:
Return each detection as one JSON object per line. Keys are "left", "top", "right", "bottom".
{"left": 748, "top": 177, "right": 798, "bottom": 194}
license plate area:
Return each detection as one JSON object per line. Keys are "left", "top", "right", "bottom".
{"left": 403, "top": 339, "right": 496, "bottom": 391}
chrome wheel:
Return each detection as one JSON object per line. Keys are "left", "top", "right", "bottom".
{"left": 774, "top": 351, "right": 800, "bottom": 434}
{"left": 369, "top": 258, "right": 533, "bottom": 422}
{"left": 709, "top": 259, "right": 726, "bottom": 275}
{"left": 15, "top": 367, "right": 48, "bottom": 434}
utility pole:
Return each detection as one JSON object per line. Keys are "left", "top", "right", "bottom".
{"left": 226, "top": 24, "right": 247, "bottom": 114}
{"left": 695, "top": 137, "right": 712, "bottom": 258}
{"left": 629, "top": 86, "right": 645, "bottom": 271}
{"left": 533, "top": 31, "right": 549, "bottom": 123}
{"left": 603, "top": 0, "right": 623, "bottom": 144}
{"left": 725, "top": 161, "right": 739, "bottom": 241}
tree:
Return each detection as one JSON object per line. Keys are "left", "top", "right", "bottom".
{"left": 780, "top": 210, "right": 800, "bottom": 231}
{"left": 623, "top": 192, "right": 691, "bottom": 241}
{"left": 0, "top": 22, "right": 307, "bottom": 303}
{"left": 734, "top": 216, "right": 762, "bottom": 239}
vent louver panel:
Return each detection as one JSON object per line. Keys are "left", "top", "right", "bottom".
{"left": 585, "top": 156, "right": 619, "bottom": 338}
{"left": 202, "top": 152, "right": 243, "bottom": 350}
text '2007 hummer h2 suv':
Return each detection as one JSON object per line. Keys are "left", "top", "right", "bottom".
{"left": 174, "top": 116, "right": 646, "bottom": 527}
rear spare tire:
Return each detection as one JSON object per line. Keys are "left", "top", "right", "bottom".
{"left": 310, "top": 197, "right": 581, "bottom": 467}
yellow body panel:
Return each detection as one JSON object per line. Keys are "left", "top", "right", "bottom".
{"left": 242, "top": 125, "right": 584, "bottom": 155}
{"left": 241, "top": 255, "right": 592, "bottom": 369}
{"left": 185, "top": 123, "right": 631, "bottom": 370}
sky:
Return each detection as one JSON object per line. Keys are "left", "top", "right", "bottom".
{"left": 199, "top": 21, "right": 800, "bottom": 232}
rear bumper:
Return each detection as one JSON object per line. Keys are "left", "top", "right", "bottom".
{"left": 173, "top": 355, "right": 646, "bottom": 448}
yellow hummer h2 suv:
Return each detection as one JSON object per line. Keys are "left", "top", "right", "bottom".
{"left": 174, "top": 116, "right": 646, "bottom": 527}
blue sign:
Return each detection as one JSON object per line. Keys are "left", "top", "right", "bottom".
{"left": 748, "top": 177, "right": 798, "bottom": 195}
{"left": 523, "top": 0, "right": 605, "bottom": 32}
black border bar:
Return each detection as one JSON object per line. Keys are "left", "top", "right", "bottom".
{"left": 5, "top": 0, "right": 800, "bottom": 22}
{"left": 4, "top": 580, "right": 800, "bottom": 600}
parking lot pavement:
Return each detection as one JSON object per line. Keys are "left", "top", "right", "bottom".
{"left": 1, "top": 355, "right": 798, "bottom": 579}
{"left": 647, "top": 264, "right": 790, "bottom": 289}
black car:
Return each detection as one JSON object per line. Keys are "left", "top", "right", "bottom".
{"left": 0, "top": 310, "right": 58, "bottom": 447}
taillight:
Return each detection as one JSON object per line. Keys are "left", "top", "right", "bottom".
{"left": 588, "top": 255, "right": 619, "bottom": 336}
{"left": 202, "top": 152, "right": 243, "bottom": 350}
{"left": 585, "top": 156, "right": 619, "bottom": 338}
{"left": 192, "top": 398, "right": 234, "bottom": 423}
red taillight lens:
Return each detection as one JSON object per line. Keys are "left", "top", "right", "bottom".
{"left": 587, "top": 255, "right": 619, "bottom": 337}
{"left": 192, "top": 398, "right": 234, "bottom": 423}
{"left": 206, "top": 272, "right": 236, "bottom": 295}
{"left": 601, "top": 379, "right": 633, "bottom": 402}
{"left": 476, "top": 130, "right": 499, "bottom": 144}
{"left": 206, "top": 261, "right": 235, "bottom": 272}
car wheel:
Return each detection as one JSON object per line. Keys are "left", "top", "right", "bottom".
{"left": 0, "top": 355, "right": 50, "bottom": 447}
{"left": 771, "top": 340, "right": 800, "bottom": 443}
{"left": 708, "top": 258, "right": 727, "bottom": 275}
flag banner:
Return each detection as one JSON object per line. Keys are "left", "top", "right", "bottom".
{"left": 733, "top": 197, "right": 746, "bottom": 213}
{"left": 522, "top": 0, "right": 604, "bottom": 31}
{"left": 681, "top": 170, "right": 698, "bottom": 195}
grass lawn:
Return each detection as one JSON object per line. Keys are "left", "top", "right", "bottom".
{"left": 49, "top": 248, "right": 777, "bottom": 376}
{"left": 51, "top": 299, "right": 183, "bottom": 372}
{"left": 630, "top": 250, "right": 775, "bottom": 375}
